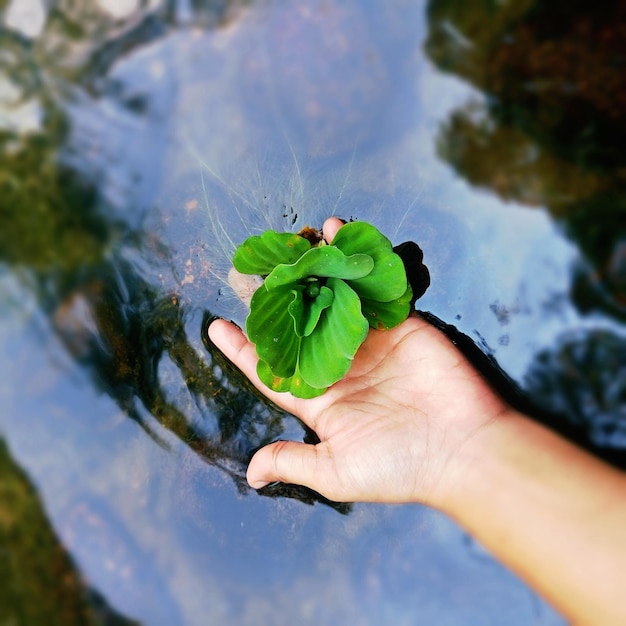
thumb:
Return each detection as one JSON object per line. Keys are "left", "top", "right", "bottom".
{"left": 247, "top": 440, "right": 330, "bottom": 494}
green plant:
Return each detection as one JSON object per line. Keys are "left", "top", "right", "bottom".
{"left": 232, "top": 221, "right": 414, "bottom": 398}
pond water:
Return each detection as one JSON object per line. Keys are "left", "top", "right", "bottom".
{"left": 2, "top": 1, "right": 625, "bottom": 624}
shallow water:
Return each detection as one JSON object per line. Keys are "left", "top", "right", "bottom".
{"left": 1, "top": 0, "right": 625, "bottom": 624}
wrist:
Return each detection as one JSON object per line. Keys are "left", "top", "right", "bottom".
{"left": 426, "top": 405, "right": 530, "bottom": 516}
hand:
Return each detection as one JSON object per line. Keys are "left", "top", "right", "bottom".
{"left": 208, "top": 218, "right": 509, "bottom": 506}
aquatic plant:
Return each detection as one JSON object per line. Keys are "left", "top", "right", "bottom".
{"left": 233, "top": 221, "right": 417, "bottom": 398}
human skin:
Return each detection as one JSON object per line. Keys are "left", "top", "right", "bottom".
{"left": 208, "top": 217, "right": 626, "bottom": 625}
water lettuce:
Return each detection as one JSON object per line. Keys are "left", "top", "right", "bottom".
{"left": 233, "top": 221, "right": 414, "bottom": 398}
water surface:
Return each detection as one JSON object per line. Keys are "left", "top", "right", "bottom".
{"left": 2, "top": 1, "right": 625, "bottom": 624}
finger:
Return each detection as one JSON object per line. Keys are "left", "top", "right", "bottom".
{"left": 247, "top": 439, "right": 339, "bottom": 499}
{"left": 208, "top": 318, "right": 259, "bottom": 379}
{"left": 322, "top": 217, "right": 344, "bottom": 244}
{"left": 207, "top": 319, "right": 305, "bottom": 415}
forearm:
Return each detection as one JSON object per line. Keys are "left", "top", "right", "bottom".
{"left": 442, "top": 409, "right": 626, "bottom": 625}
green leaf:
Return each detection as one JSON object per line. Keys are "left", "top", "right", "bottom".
{"left": 264, "top": 246, "right": 374, "bottom": 291}
{"left": 299, "top": 278, "right": 369, "bottom": 388}
{"left": 257, "top": 359, "right": 327, "bottom": 399}
{"left": 233, "top": 231, "right": 311, "bottom": 275}
{"left": 361, "top": 283, "right": 413, "bottom": 330}
{"left": 331, "top": 221, "right": 407, "bottom": 302}
{"left": 246, "top": 285, "right": 300, "bottom": 378}
{"left": 235, "top": 221, "right": 419, "bottom": 399}
{"left": 289, "top": 285, "right": 334, "bottom": 337}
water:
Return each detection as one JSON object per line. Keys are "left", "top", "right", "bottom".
{"left": 2, "top": 0, "right": 625, "bottom": 624}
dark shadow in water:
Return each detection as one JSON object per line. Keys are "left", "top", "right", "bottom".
{"left": 525, "top": 330, "right": 626, "bottom": 453}
{"left": 425, "top": 0, "right": 626, "bottom": 459}
{"left": 0, "top": 438, "right": 140, "bottom": 626}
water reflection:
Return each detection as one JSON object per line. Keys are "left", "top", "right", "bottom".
{"left": 2, "top": 0, "right": 624, "bottom": 623}
{"left": 0, "top": 438, "right": 140, "bottom": 625}
{"left": 426, "top": 0, "right": 626, "bottom": 458}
